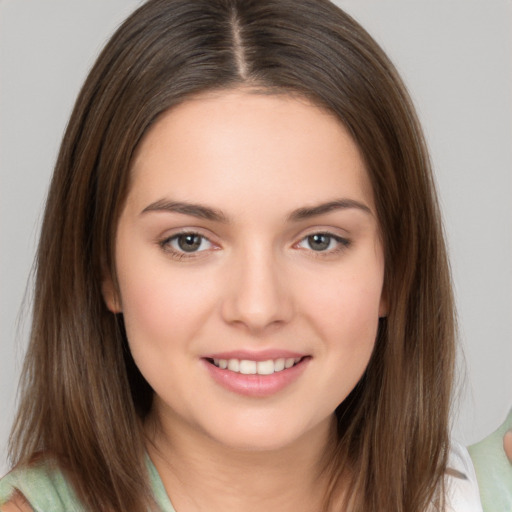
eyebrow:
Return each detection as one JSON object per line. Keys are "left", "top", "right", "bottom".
{"left": 287, "top": 199, "right": 372, "bottom": 221}
{"left": 140, "top": 198, "right": 372, "bottom": 222}
{"left": 141, "top": 199, "right": 229, "bottom": 222}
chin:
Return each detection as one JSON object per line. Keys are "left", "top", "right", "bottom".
{"left": 214, "top": 432, "right": 302, "bottom": 453}
{"left": 204, "top": 414, "right": 333, "bottom": 454}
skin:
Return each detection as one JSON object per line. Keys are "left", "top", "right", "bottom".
{"left": 505, "top": 430, "right": 512, "bottom": 463}
{"left": 1, "top": 491, "right": 31, "bottom": 512}
{"left": 103, "top": 89, "right": 386, "bottom": 512}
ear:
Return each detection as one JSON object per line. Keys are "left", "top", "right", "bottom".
{"left": 101, "top": 273, "right": 122, "bottom": 313}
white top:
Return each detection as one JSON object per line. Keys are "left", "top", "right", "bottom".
{"left": 446, "top": 441, "right": 483, "bottom": 512}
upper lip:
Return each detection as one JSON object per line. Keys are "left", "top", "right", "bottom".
{"left": 202, "top": 350, "right": 307, "bottom": 361}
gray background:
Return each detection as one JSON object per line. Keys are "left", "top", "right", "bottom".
{"left": 1, "top": 0, "right": 511, "bottom": 474}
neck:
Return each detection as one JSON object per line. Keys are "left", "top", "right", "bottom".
{"left": 145, "top": 411, "right": 338, "bottom": 512}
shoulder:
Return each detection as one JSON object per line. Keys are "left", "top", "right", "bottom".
{"left": 0, "top": 459, "right": 83, "bottom": 512}
{"left": 468, "top": 408, "right": 512, "bottom": 512}
{"left": 445, "top": 441, "right": 483, "bottom": 512}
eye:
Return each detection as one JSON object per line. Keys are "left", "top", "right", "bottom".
{"left": 161, "top": 232, "right": 213, "bottom": 254}
{"left": 296, "top": 233, "right": 350, "bottom": 252}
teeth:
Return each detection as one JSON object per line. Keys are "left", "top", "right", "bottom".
{"left": 239, "top": 360, "right": 257, "bottom": 374}
{"left": 212, "top": 357, "right": 302, "bottom": 375}
{"left": 227, "top": 359, "right": 239, "bottom": 372}
{"left": 257, "top": 360, "right": 275, "bottom": 375}
{"left": 274, "top": 358, "right": 285, "bottom": 372}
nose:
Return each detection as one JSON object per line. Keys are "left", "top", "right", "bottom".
{"left": 221, "top": 245, "right": 294, "bottom": 334}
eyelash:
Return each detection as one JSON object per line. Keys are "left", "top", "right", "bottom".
{"left": 159, "top": 231, "right": 214, "bottom": 260}
{"left": 158, "top": 231, "right": 351, "bottom": 260}
{"left": 295, "top": 233, "right": 351, "bottom": 256}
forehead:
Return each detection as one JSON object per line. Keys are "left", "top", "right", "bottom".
{"left": 128, "top": 89, "right": 375, "bottom": 215}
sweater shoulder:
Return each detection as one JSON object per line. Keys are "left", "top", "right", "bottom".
{"left": 0, "top": 459, "right": 83, "bottom": 512}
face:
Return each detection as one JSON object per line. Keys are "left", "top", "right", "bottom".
{"left": 104, "top": 89, "right": 386, "bottom": 452}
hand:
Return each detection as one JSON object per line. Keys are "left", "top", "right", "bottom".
{"left": 504, "top": 430, "right": 512, "bottom": 463}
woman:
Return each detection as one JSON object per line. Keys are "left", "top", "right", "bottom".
{"left": 0, "top": 0, "right": 482, "bottom": 510}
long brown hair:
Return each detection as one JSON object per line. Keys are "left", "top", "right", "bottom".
{"left": 9, "top": 1, "right": 455, "bottom": 510}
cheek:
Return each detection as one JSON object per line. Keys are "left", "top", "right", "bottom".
{"left": 116, "top": 257, "right": 217, "bottom": 350}
{"left": 311, "top": 279, "right": 381, "bottom": 405}
{"left": 116, "top": 261, "right": 221, "bottom": 395}
{"left": 305, "top": 267, "right": 383, "bottom": 339}
{"left": 299, "top": 259, "right": 384, "bottom": 395}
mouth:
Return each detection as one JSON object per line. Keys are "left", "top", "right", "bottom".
{"left": 202, "top": 353, "right": 311, "bottom": 397}
{"left": 206, "top": 356, "right": 305, "bottom": 375}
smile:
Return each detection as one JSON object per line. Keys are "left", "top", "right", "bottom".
{"left": 210, "top": 357, "right": 302, "bottom": 375}
{"left": 204, "top": 355, "right": 310, "bottom": 397}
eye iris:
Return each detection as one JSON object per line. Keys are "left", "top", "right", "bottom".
{"left": 308, "top": 234, "right": 330, "bottom": 251}
{"left": 177, "top": 234, "right": 201, "bottom": 252}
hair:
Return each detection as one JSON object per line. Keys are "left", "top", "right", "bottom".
{"left": 9, "top": 0, "right": 455, "bottom": 510}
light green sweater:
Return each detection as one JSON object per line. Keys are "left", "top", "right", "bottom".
{"left": 0, "top": 456, "right": 176, "bottom": 511}
{"left": 0, "top": 444, "right": 486, "bottom": 511}
{"left": 469, "top": 408, "right": 512, "bottom": 512}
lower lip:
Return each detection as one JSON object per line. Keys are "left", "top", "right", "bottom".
{"left": 203, "top": 358, "right": 310, "bottom": 397}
